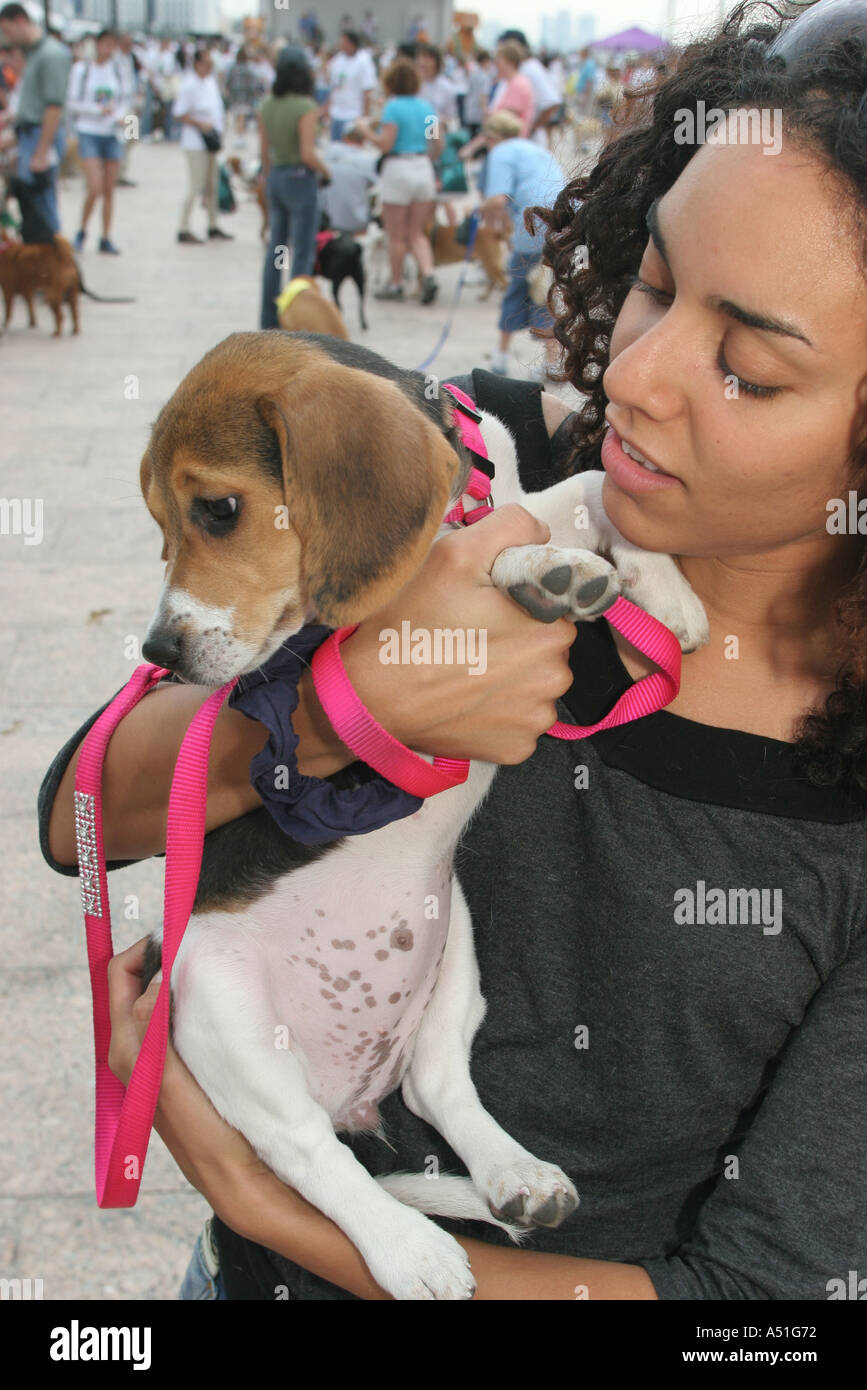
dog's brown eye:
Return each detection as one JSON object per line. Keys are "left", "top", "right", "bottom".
{"left": 191, "top": 495, "right": 241, "bottom": 534}
{"left": 205, "top": 497, "right": 238, "bottom": 520}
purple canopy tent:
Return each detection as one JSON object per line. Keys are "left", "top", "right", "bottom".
{"left": 590, "top": 26, "right": 670, "bottom": 53}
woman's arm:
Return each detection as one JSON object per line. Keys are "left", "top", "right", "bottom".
{"left": 109, "top": 939, "right": 656, "bottom": 1300}
{"left": 354, "top": 117, "right": 397, "bottom": 155}
{"left": 297, "top": 108, "right": 329, "bottom": 176}
{"left": 257, "top": 111, "right": 269, "bottom": 178}
{"left": 47, "top": 501, "right": 571, "bottom": 867}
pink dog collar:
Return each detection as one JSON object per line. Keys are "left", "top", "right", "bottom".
{"left": 441, "top": 383, "right": 495, "bottom": 527}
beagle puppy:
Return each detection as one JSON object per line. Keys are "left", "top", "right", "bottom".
{"left": 138, "top": 331, "right": 707, "bottom": 1299}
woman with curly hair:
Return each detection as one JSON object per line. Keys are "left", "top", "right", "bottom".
{"left": 41, "top": 0, "right": 867, "bottom": 1299}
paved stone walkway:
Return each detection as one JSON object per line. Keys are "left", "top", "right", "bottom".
{"left": 1, "top": 131, "right": 585, "bottom": 1300}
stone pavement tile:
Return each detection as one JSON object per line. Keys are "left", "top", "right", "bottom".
{"left": 0, "top": 567, "right": 154, "bottom": 645}
{"left": 0, "top": 963, "right": 194, "bottom": 1199}
{"left": 0, "top": 1190, "right": 211, "bottom": 1300}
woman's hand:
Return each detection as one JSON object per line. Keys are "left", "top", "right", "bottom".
{"left": 342, "top": 504, "right": 579, "bottom": 765}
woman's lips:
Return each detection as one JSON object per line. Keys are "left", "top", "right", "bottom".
{"left": 601, "top": 427, "right": 681, "bottom": 494}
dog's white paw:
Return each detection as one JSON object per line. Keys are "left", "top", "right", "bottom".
{"left": 493, "top": 544, "right": 620, "bottom": 623}
{"left": 612, "top": 549, "right": 709, "bottom": 653}
{"left": 477, "top": 1157, "right": 579, "bottom": 1229}
{"left": 364, "top": 1213, "right": 476, "bottom": 1300}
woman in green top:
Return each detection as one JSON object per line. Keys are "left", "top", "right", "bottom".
{"left": 259, "top": 45, "right": 330, "bottom": 329}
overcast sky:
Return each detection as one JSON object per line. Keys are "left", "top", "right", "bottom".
{"left": 475, "top": 0, "right": 732, "bottom": 47}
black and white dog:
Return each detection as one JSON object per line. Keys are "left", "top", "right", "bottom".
{"left": 138, "top": 332, "right": 707, "bottom": 1298}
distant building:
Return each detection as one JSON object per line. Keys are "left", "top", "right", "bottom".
{"left": 575, "top": 13, "right": 595, "bottom": 46}
{"left": 58, "top": 0, "right": 219, "bottom": 32}
{"left": 260, "top": 1, "right": 453, "bottom": 47}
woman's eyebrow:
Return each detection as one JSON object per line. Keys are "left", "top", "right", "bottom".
{"left": 645, "top": 197, "right": 816, "bottom": 350}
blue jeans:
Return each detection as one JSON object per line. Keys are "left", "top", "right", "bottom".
{"left": 16, "top": 125, "right": 62, "bottom": 233}
{"left": 499, "top": 249, "right": 554, "bottom": 334}
{"left": 260, "top": 165, "right": 319, "bottom": 330}
{"left": 179, "top": 1223, "right": 225, "bottom": 1300}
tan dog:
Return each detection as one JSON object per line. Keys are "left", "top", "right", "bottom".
{"left": 0, "top": 231, "right": 79, "bottom": 336}
{"left": 428, "top": 219, "right": 509, "bottom": 299}
{"left": 275, "top": 275, "right": 350, "bottom": 340}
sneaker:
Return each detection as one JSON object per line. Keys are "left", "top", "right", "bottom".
{"left": 98, "top": 237, "right": 120, "bottom": 255}
{"left": 177, "top": 230, "right": 203, "bottom": 244}
{"left": 420, "top": 274, "right": 438, "bottom": 305}
{"left": 374, "top": 284, "right": 404, "bottom": 301}
{"left": 490, "top": 350, "right": 508, "bottom": 375}
{"left": 208, "top": 226, "right": 234, "bottom": 240}
{"left": 116, "top": 177, "right": 136, "bottom": 188}
{"left": 73, "top": 229, "right": 85, "bottom": 251}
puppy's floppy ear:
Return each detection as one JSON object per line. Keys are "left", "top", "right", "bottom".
{"left": 139, "top": 450, "right": 168, "bottom": 562}
{"left": 257, "top": 367, "right": 460, "bottom": 627}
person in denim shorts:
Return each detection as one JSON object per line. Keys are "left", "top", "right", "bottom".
{"left": 69, "top": 30, "right": 126, "bottom": 254}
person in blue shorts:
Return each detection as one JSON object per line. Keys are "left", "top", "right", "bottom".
{"left": 69, "top": 29, "right": 126, "bottom": 254}
{"left": 479, "top": 109, "right": 564, "bottom": 378}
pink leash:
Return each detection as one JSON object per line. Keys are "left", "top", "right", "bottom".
{"left": 75, "top": 666, "right": 236, "bottom": 1206}
{"left": 75, "top": 385, "right": 681, "bottom": 1208}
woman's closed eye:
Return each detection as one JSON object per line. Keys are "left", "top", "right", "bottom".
{"left": 627, "top": 273, "right": 783, "bottom": 401}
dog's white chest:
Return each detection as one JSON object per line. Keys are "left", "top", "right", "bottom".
{"left": 176, "top": 766, "right": 494, "bottom": 1130}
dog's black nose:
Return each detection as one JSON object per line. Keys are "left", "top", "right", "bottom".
{"left": 142, "top": 629, "right": 182, "bottom": 669}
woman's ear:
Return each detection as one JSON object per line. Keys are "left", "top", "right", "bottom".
{"left": 257, "top": 369, "right": 460, "bottom": 627}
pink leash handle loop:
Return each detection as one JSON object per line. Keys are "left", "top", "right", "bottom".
{"left": 75, "top": 663, "right": 236, "bottom": 1208}
{"left": 547, "top": 595, "right": 682, "bottom": 739}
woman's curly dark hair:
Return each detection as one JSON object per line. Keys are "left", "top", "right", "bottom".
{"left": 530, "top": 0, "right": 867, "bottom": 799}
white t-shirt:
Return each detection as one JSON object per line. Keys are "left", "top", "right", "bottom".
{"left": 520, "top": 56, "right": 560, "bottom": 146}
{"left": 419, "top": 74, "right": 458, "bottom": 122}
{"left": 69, "top": 59, "right": 125, "bottom": 137}
{"left": 328, "top": 49, "right": 376, "bottom": 120}
{"left": 172, "top": 72, "right": 225, "bottom": 152}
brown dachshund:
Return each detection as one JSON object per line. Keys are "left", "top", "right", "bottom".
{"left": 0, "top": 231, "right": 79, "bottom": 336}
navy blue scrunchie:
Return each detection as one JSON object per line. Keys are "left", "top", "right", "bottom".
{"left": 228, "top": 624, "right": 422, "bottom": 844}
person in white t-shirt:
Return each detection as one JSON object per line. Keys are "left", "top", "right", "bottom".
{"left": 326, "top": 30, "right": 376, "bottom": 140}
{"left": 172, "top": 49, "right": 231, "bottom": 245}
{"left": 416, "top": 44, "right": 458, "bottom": 124}
{"left": 68, "top": 30, "right": 126, "bottom": 254}
{"left": 114, "top": 33, "right": 142, "bottom": 187}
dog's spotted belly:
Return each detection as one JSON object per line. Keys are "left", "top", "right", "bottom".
{"left": 181, "top": 835, "right": 456, "bottom": 1132}
{"left": 267, "top": 858, "right": 453, "bottom": 1130}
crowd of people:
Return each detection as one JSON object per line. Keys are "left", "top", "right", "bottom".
{"left": 0, "top": 5, "right": 663, "bottom": 375}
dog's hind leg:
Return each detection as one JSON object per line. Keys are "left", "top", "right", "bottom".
{"left": 172, "top": 921, "right": 477, "bottom": 1300}
{"left": 399, "top": 879, "right": 579, "bottom": 1230}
